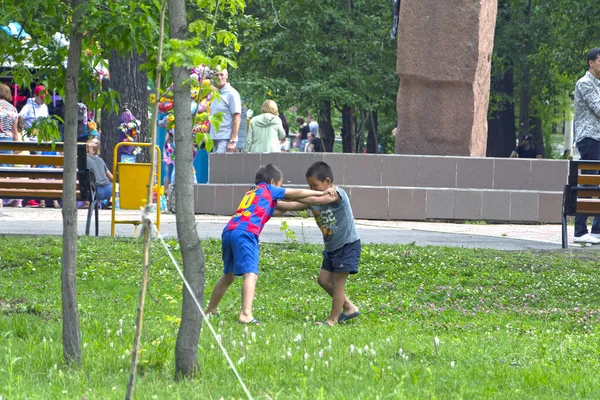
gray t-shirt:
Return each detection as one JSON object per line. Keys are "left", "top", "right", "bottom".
{"left": 86, "top": 154, "right": 110, "bottom": 186}
{"left": 309, "top": 187, "right": 360, "bottom": 252}
{"left": 210, "top": 83, "right": 242, "bottom": 140}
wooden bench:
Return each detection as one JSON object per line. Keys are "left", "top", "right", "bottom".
{"left": 562, "top": 159, "right": 600, "bottom": 248}
{"left": 0, "top": 141, "right": 99, "bottom": 236}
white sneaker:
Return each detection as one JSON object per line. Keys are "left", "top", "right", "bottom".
{"left": 591, "top": 233, "right": 600, "bottom": 240}
{"left": 573, "top": 233, "right": 600, "bottom": 244}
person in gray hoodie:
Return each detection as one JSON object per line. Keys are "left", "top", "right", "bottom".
{"left": 244, "top": 100, "right": 286, "bottom": 153}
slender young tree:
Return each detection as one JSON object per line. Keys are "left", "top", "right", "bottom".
{"left": 61, "top": 0, "right": 86, "bottom": 365}
{"left": 168, "top": 0, "right": 206, "bottom": 379}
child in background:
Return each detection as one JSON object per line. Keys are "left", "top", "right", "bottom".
{"left": 86, "top": 138, "right": 113, "bottom": 203}
{"left": 206, "top": 163, "right": 336, "bottom": 325}
{"left": 276, "top": 161, "right": 361, "bottom": 326}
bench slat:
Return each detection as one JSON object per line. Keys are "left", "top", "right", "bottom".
{"left": 0, "top": 189, "right": 82, "bottom": 199}
{"left": 0, "top": 154, "right": 64, "bottom": 166}
{"left": 0, "top": 168, "right": 64, "bottom": 179}
{"left": 0, "top": 179, "right": 81, "bottom": 190}
{"left": 576, "top": 163, "right": 600, "bottom": 171}
{"left": 575, "top": 199, "right": 600, "bottom": 214}
{"left": 577, "top": 175, "right": 600, "bottom": 185}
{"left": 0, "top": 141, "right": 65, "bottom": 152}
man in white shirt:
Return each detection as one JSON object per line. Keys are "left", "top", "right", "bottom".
{"left": 19, "top": 85, "right": 49, "bottom": 138}
{"left": 209, "top": 69, "right": 242, "bottom": 153}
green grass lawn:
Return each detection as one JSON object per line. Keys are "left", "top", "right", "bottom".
{"left": 2, "top": 236, "right": 600, "bottom": 399}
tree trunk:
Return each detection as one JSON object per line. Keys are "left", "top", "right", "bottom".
{"left": 317, "top": 100, "right": 335, "bottom": 152}
{"left": 530, "top": 116, "right": 545, "bottom": 157}
{"left": 366, "top": 111, "right": 379, "bottom": 154}
{"left": 61, "top": 0, "right": 85, "bottom": 365}
{"left": 355, "top": 109, "right": 366, "bottom": 153}
{"left": 518, "top": 0, "right": 531, "bottom": 137}
{"left": 169, "top": 0, "right": 205, "bottom": 380}
{"left": 487, "top": 69, "right": 516, "bottom": 157}
{"left": 341, "top": 105, "right": 356, "bottom": 153}
{"left": 100, "top": 51, "right": 149, "bottom": 167}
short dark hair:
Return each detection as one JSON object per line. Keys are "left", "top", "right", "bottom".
{"left": 255, "top": 163, "right": 283, "bottom": 184}
{"left": 296, "top": 117, "right": 305, "bottom": 125}
{"left": 587, "top": 48, "right": 600, "bottom": 65}
{"left": 305, "top": 161, "right": 334, "bottom": 183}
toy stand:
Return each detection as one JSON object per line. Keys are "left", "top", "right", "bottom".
{"left": 111, "top": 142, "right": 161, "bottom": 236}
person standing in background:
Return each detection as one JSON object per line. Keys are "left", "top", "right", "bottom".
{"left": 19, "top": 85, "right": 48, "bottom": 137}
{"left": 573, "top": 48, "right": 600, "bottom": 245}
{"left": 210, "top": 69, "right": 241, "bottom": 153}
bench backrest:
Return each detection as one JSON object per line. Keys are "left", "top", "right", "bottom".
{"left": 564, "top": 160, "right": 600, "bottom": 215}
{"left": 0, "top": 142, "right": 94, "bottom": 201}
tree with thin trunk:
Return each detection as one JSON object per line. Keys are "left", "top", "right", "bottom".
{"left": 168, "top": 0, "right": 206, "bottom": 379}
{"left": 61, "top": 0, "right": 86, "bottom": 365}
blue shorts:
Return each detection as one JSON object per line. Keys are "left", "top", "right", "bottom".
{"left": 222, "top": 229, "right": 259, "bottom": 276}
{"left": 321, "top": 240, "right": 361, "bottom": 274}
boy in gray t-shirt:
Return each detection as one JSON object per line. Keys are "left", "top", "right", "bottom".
{"left": 276, "top": 161, "right": 361, "bottom": 326}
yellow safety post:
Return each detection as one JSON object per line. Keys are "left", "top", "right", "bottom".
{"left": 111, "top": 142, "right": 161, "bottom": 236}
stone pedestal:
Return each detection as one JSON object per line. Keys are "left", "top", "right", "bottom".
{"left": 395, "top": 0, "right": 497, "bottom": 156}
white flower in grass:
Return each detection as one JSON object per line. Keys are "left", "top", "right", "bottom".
{"left": 244, "top": 326, "right": 249, "bottom": 337}
{"left": 304, "top": 353, "right": 309, "bottom": 361}
{"left": 49, "top": 337, "right": 53, "bottom": 343}
{"left": 364, "top": 345, "right": 369, "bottom": 353}
{"left": 239, "top": 341, "right": 244, "bottom": 348}
{"left": 106, "top": 329, "right": 111, "bottom": 338}
{"left": 125, "top": 349, "right": 130, "bottom": 355}
{"left": 251, "top": 332, "right": 256, "bottom": 342}
{"left": 216, "top": 334, "right": 222, "bottom": 344}
{"left": 398, "top": 348, "right": 403, "bottom": 356}
{"left": 350, "top": 344, "right": 355, "bottom": 356}
{"left": 294, "top": 334, "right": 302, "bottom": 342}
{"left": 266, "top": 339, "right": 270, "bottom": 346}
{"left": 371, "top": 349, "right": 376, "bottom": 357}
{"left": 328, "top": 338, "right": 332, "bottom": 346}
{"left": 43, "top": 337, "right": 47, "bottom": 343}
{"left": 434, "top": 336, "right": 439, "bottom": 347}
{"left": 310, "top": 367, "right": 314, "bottom": 373}
{"left": 110, "top": 342, "right": 114, "bottom": 349}
{"left": 358, "top": 349, "right": 363, "bottom": 356}
{"left": 370, "top": 342, "right": 374, "bottom": 349}
{"left": 304, "top": 365, "right": 308, "bottom": 371}
{"left": 386, "top": 338, "right": 391, "bottom": 347}
{"left": 325, "top": 361, "right": 329, "bottom": 368}
{"left": 84, "top": 343, "right": 88, "bottom": 348}
{"left": 319, "top": 350, "right": 323, "bottom": 358}
{"left": 450, "top": 361, "right": 455, "bottom": 368}
{"left": 286, "top": 351, "right": 292, "bottom": 360}
{"left": 237, "top": 356, "right": 245, "bottom": 365}
{"left": 232, "top": 340, "right": 237, "bottom": 348}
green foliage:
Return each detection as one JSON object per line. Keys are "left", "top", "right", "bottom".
{"left": 26, "top": 117, "right": 62, "bottom": 146}
{"left": 2, "top": 237, "right": 600, "bottom": 397}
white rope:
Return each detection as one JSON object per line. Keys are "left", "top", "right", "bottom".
{"left": 152, "top": 224, "right": 253, "bottom": 400}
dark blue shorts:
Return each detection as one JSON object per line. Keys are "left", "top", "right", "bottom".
{"left": 222, "top": 229, "right": 259, "bottom": 276}
{"left": 321, "top": 240, "right": 361, "bottom": 274}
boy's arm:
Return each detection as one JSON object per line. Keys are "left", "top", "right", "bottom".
{"left": 284, "top": 188, "right": 331, "bottom": 200}
{"left": 275, "top": 200, "right": 309, "bottom": 212}
{"left": 297, "top": 191, "right": 341, "bottom": 206}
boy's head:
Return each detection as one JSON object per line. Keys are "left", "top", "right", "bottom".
{"left": 255, "top": 163, "right": 283, "bottom": 186}
{"left": 86, "top": 138, "right": 100, "bottom": 155}
{"left": 308, "top": 132, "right": 315, "bottom": 141}
{"left": 305, "top": 161, "right": 334, "bottom": 191}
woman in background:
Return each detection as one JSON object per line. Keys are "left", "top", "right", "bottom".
{"left": 244, "top": 100, "right": 286, "bottom": 153}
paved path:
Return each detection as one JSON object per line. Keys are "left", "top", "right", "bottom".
{"left": 0, "top": 208, "right": 581, "bottom": 251}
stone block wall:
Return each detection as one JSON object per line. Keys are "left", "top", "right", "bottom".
{"left": 194, "top": 153, "right": 568, "bottom": 223}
